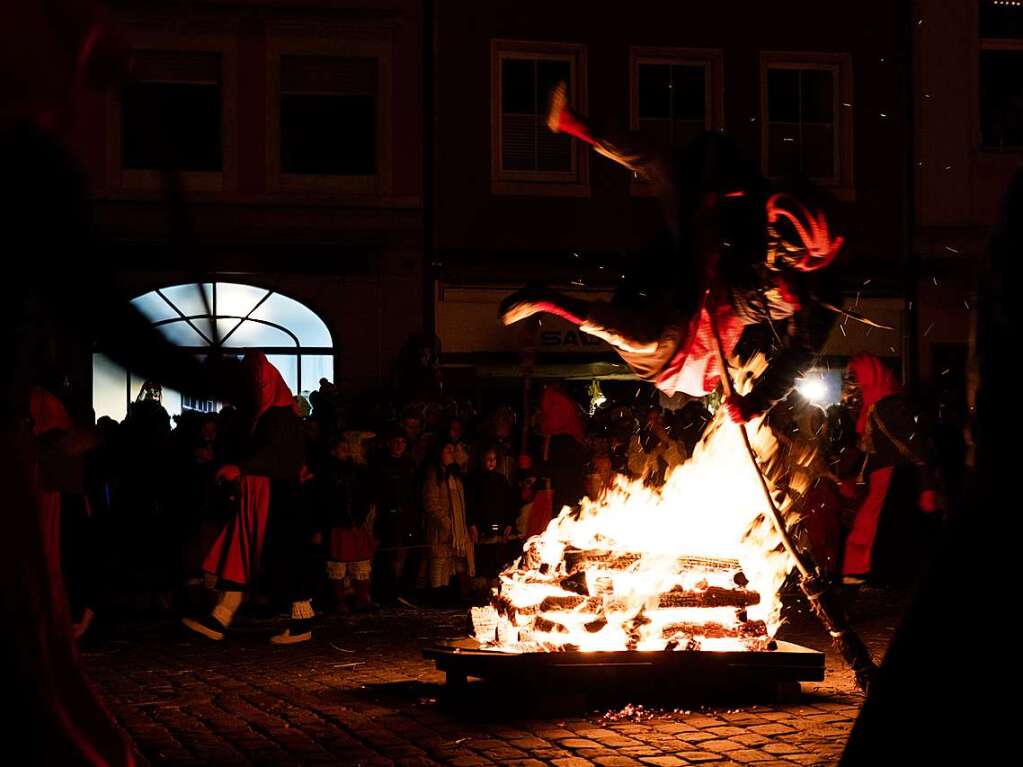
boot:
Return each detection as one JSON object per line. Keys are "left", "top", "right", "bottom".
{"left": 270, "top": 600, "right": 314, "bottom": 644}
{"left": 269, "top": 618, "right": 314, "bottom": 644}
{"left": 546, "top": 81, "right": 597, "bottom": 145}
{"left": 182, "top": 612, "right": 229, "bottom": 641}
{"left": 182, "top": 590, "right": 242, "bottom": 641}
{"left": 546, "top": 81, "right": 649, "bottom": 173}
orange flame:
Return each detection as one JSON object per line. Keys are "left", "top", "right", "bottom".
{"left": 474, "top": 355, "right": 808, "bottom": 654}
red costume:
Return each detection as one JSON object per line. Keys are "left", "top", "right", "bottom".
{"left": 842, "top": 354, "right": 939, "bottom": 584}
{"left": 203, "top": 353, "right": 297, "bottom": 585}
{"left": 524, "top": 388, "right": 588, "bottom": 537}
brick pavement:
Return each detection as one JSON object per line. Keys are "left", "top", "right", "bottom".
{"left": 82, "top": 592, "right": 904, "bottom": 767}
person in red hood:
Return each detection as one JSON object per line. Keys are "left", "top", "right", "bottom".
{"left": 841, "top": 354, "right": 942, "bottom": 588}
{"left": 184, "top": 353, "right": 314, "bottom": 644}
{"left": 501, "top": 83, "right": 844, "bottom": 427}
{"left": 521, "top": 386, "right": 588, "bottom": 537}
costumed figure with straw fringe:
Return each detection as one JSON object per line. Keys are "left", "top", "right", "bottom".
{"left": 501, "top": 82, "right": 887, "bottom": 690}
{"left": 183, "top": 352, "right": 316, "bottom": 644}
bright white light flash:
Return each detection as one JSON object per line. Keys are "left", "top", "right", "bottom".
{"left": 796, "top": 376, "right": 829, "bottom": 405}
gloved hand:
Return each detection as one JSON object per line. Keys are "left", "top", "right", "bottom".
{"left": 919, "top": 489, "right": 941, "bottom": 513}
{"left": 216, "top": 464, "right": 241, "bottom": 483}
{"left": 724, "top": 394, "right": 759, "bottom": 424}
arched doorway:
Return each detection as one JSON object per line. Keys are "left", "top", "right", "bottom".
{"left": 93, "top": 282, "right": 334, "bottom": 421}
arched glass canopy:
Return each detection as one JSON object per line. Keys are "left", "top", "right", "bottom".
{"left": 93, "top": 282, "right": 334, "bottom": 421}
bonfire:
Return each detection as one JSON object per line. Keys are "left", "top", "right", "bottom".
{"left": 472, "top": 356, "right": 813, "bottom": 654}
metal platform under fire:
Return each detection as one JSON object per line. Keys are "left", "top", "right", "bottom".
{"left": 423, "top": 637, "right": 825, "bottom": 696}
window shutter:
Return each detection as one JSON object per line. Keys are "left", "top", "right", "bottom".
{"left": 502, "top": 114, "right": 537, "bottom": 171}
{"left": 536, "top": 127, "right": 572, "bottom": 172}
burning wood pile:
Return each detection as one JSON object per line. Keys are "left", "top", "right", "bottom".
{"left": 472, "top": 547, "right": 775, "bottom": 653}
{"left": 473, "top": 356, "right": 809, "bottom": 655}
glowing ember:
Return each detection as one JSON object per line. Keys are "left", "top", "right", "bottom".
{"left": 474, "top": 356, "right": 806, "bottom": 654}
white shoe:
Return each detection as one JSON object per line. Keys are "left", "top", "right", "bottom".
{"left": 270, "top": 627, "right": 312, "bottom": 644}
{"left": 182, "top": 614, "right": 227, "bottom": 641}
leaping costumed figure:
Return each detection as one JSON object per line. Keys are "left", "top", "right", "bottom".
{"left": 500, "top": 83, "right": 878, "bottom": 690}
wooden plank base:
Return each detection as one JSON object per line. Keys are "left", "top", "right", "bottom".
{"left": 423, "top": 637, "right": 825, "bottom": 701}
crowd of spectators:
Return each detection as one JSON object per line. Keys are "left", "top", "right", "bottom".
{"left": 37, "top": 340, "right": 957, "bottom": 644}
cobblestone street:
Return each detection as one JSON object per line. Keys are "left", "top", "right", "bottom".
{"left": 82, "top": 593, "right": 904, "bottom": 767}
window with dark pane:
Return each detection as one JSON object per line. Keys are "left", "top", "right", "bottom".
{"left": 280, "top": 56, "right": 377, "bottom": 175}
{"left": 501, "top": 57, "right": 572, "bottom": 172}
{"left": 981, "top": 49, "right": 1023, "bottom": 148}
{"left": 800, "top": 69, "right": 835, "bottom": 179}
{"left": 766, "top": 66, "right": 836, "bottom": 181}
{"left": 637, "top": 63, "right": 706, "bottom": 148}
{"left": 980, "top": 1, "right": 1023, "bottom": 38}
{"left": 122, "top": 50, "right": 222, "bottom": 171}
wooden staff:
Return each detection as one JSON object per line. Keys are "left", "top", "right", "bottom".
{"left": 708, "top": 310, "right": 877, "bottom": 692}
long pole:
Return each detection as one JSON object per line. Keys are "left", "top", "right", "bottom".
{"left": 709, "top": 328, "right": 813, "bottom": 579}
{"left": 708, "top": 311, "right": 877, "bottom": 692}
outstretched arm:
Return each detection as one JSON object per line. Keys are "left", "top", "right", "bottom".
{"left": 727, "top": 279, "right": 840, "bottom": 422}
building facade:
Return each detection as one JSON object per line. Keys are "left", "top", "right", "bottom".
{"left": 72, "top": 0, "right": 425, "bottom": 417}
{"left": 432, "top": 0, "right": 914, "bottom": 396}
{"left": 69, "top": 1, "right": 967, "bottom": 416}
{"left": 913, "top": 0, "right": 1020, "bottom": 402}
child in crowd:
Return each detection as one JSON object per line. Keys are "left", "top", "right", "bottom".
{"left": 318, "top": 431, "right": 377, "bottom": 613}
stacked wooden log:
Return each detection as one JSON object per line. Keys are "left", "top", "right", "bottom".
{"left": 475, "top": 544, "right": 774, "bottom": 652}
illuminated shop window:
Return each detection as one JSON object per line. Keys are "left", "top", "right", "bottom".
{"left": 93, "top": 282, "right": 333, "bottom": 421}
